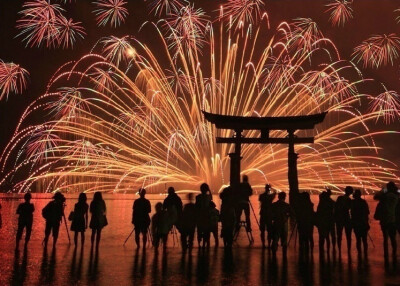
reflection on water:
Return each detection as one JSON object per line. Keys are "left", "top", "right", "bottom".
{"left": 0, "top": 194, "right": 400, "bottom": 285}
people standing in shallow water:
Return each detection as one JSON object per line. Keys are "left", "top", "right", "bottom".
{"left": 209, "top": 201, "right": 220, "bottom": 247}
{"left": 42, "top": 192, "right": 65, "bottom": 249}
{"left": 90, "top": 192, "right": 107, "bottom": 248}
{"left": 259, "top": 184, "right": 275, "bottom": 249}
{"left": 132, "top": 188, "right": 151, "bottom": 248}
{"left": 271, "top": 192, "right": 291, "bottom": 257}
{"left": 351, "top": 189, "right": 369, "bottom": 258}
{"left": 195, "top": 183, "right": 213, "bottom": 248}
{"left": 152, "top": 202, "right": 169, "bottom": 249}
{"left": 16, "top": 192, "right": 35, "bottom": 250}
{"left": 316, "top": 190, "right": 335, "bottom": 258}
{"left": 374, "top": 181, "right": 398, "bottom": 261}
{"left": 163, "top": 187, "right": 183, "bottom": 231}
{"left": 71, "top": 192, "right": 89, "bottom": 247}
{"left": 296, "top": 192, "right": 315, "bottom": 260}
{"left": 335, "top": 186, "right": 353, "bottom": 256}
{"left": 180, "top": 193, "right": 197, "bottom": 250}
{"left": 219, "top": 186, "right": 236, "bottom": 248}
{"left": 236, "top": 175, "right": 253, "bottom": 232}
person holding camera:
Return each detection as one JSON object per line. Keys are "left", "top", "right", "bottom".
{"left": 42, "top": 192, "right": 65, "bottom": 249}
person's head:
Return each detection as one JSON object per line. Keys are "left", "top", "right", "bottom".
{"left": 187, "top": 193, "right": 194, "bottom": 203}
{"left": 353, "top": 189, "right": 362, "bottom": 199}
{"left": 278, "top": 192, "right": 286, "bottom": 201}
{"left": 265, "top": 184, "right": 271, "bottom": 193}
{"left": 200, "top": 183, "right": 210, "bottom": 195}
{"left": 24, "top": 192, "right": 32, "bottom": 202}
{"left": 325, "top": 188, "right": 332, "bottom": 197}
{"left": 387, "top": 181, "right": 398, "bottom": 194}
{"left": 168, "top": 186, "right": 175, "bottom": 195}
{"left": 78, "top": 192, "right": 87, "bottom": 204}
{"left": 53, "top": 192, "right": 65, "bottom": 203}
{"left": 155, "top": 202, "right": 163, "bottom": 213}
{"left": 242, "top": 175, "right": 249, "bottom": 183}
{"left": 93, "top": 191, "right": 103, "bottom": 202}
{"left": 139, "top": 188, "right": 146, "bottom": 198}
{"left": 344, "top": 186, "right": 354, "bottom": 196}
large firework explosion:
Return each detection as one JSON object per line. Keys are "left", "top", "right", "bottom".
{"left": 0, "top": 1, "right": 399, "bottom": 194}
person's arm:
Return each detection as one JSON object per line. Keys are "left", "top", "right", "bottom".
{"left": 85, "top": 204, "right": 89, "bottom": 228}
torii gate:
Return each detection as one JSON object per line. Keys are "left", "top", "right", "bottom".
{"left": 203, "top": 111, "right": 327, "bottom": 206}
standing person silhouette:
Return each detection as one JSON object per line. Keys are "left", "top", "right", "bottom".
{"left": 271, "top": 192, "right": 291, "bottom": 257}
{"left": 219, "top": 186, "right": 236, "bottom": 248}
{"left": 195, "top": 183, "right": 212, "bottom": 248}
{"left": 42, "top": 192, "right": 65, "bottom": 249}
{"left": 335, "top": 186, "right": 353, "bottom": 256}
{"left": 180, "top": 193, "right": 197, "bottom": 251}
{"left": 236, "top": 175, "right": 253, "bottom": 232}
{"left": 16, "top": 192, "right": 35, "bottom": 250}
{"left": 152, "top": 202, "right": 169, "bottom": 250}
{"left": 259, "top": 184, "right": 275, "bottom": 249}
{"left": 374, "top": 181, "right": 398, "bottom": 261}
{"left": 70, "top": 193, "right": 89, "bottom": 247}
{"left": 209, "top": 201, "right": 220, "bottom": 247}
{"left": 351, "top": 189, "right": 369, "bottom": 258}
{"left": 297, "top": 192, "right": 315, "bottom": 260}
{"left": 89, "top": 192, "right": 107, "bottom": 248}
{"left": 316, "top": 190, "right": 335, "bottom": 259}
{"left": 132, "top": 188, "right": 151, "bottom": 248}
{"left": 163, "top": 187, "right": 182, "bottom": 230}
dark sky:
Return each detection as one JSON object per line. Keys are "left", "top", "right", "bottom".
{"left": 0, "top": 0, "right": 399, "bottom": 166}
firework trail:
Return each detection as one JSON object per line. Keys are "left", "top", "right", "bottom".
{"left": 16, "top": 0, "right": 85, "bottom": 49}
{"left": 0, "top": 61, "right": 29, "bottom": 101}
{"left": 219, "top": 0, "right": 265, "bottom": 30}
{"left": 352, "top": 34, "right": 400, "bottom": 68}
{"left": 1, "top": 11, "right": 399, "bottom": 194}
{"left": 325, "top": 0, "right": 353, "bottom": 27}
{"left": 146, "top": 0, "right": 186, "bottom": 17}
{"left": 368, "top": 86, "right": 400, "bottom": 124}
{"left": 93, "top": 0, "right": 129, "bottom": 28}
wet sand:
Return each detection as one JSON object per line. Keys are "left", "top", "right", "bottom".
{"left": 1, "top": 194, "right": 400, "bottom": 285}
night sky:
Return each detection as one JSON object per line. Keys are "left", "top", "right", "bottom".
{"left": 0, "top": 0, "right": 399, "bottom": 188}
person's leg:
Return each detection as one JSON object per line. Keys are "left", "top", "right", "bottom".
{"left": 143, "top": 230, "right": 148, "bottom": 248}
{"left": 135, "top": 229, "right": 140, "bottom": 248}
{"left": 25, "top": 223, "right": 32, "bottom": 245}
{"left": 188, "top": 229, "right": 195, "bottom": 249}
{"left": 267, "top": 222, "right": 274, "bottom": 248}
{"left": 260, "top": 220, "right": 266, "bottom": 248}
{"left": 345, "top": 223, "right": 352, "bottom": 253}
{"left": 244, "top": 204, "right": 251, "bottom": 231}
{"left": 362, "top": 234, "right": 368, "bottom": 257}
{"left": 282, "top": 224, "right": 288, "bottom": 256}
{"left": 388, "top": 224, "right": 397, "bottom": 258}
{"left": 355, "top": 233, "right": 361, "bottom": 254}
{"left": 53, "top": 223, "right": 60, "bottom": 248}
{"left": 381, "top": 224, "right": 389, "bottom": 258}
{"left": 80, "top": 231, "right": 85, "bottom": 246}
{"left": 96, "top": 229, "right": 102, "bottom": 247}
{"left": 336, "top": 223, "right": 343, "bottom": 252}
{"left": 74, "top": 231, "right": 78, "bottom": 246}
{"left": 44, "top": 221, "right": 51, "bottom": 247}
{"left": 91, "top": 229, "right": 96, "bottom": 245}
{"left": 16, "top": 224, "right": 24, "bottom": 249}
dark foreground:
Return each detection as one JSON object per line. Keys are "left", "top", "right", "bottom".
{"left": 1, "top": 194, "right": 400, "bottom": 286}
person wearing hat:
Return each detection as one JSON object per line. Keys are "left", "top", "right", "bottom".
{"left": 16, "top": 192, "right": 35, "bottom": 250}
{"left": 132, "top": 188, "right": 151, "bottom": 248}
{"left": 42, "top": 192, "right": 65, "bottom": 249}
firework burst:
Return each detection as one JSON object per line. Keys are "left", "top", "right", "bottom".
{"left": 219, "top": 0, "right": 265, "bottom": 30}
{"left": 352, "top": 34, "right": 400, "bottom": 68}
{"left": 369, "top": 87, "right": 400, "bottom": 124}
{"left": 93, "top": 0, "right": 129, "bottom": 27}
{"left": 146, "top": 0, "right": 186, "bottom": 17}
{"left": 1, "top": 13, "right": 399, "bottom": 194}
{"left": 325, "top": 0, "right": 353, "bottom": 27}
{"left": 0, "top": 61, "right": 30, "bottom": 101}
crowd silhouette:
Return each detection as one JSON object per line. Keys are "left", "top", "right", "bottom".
{"left": 6, "top": 177, "right": 400, "bottom": 265}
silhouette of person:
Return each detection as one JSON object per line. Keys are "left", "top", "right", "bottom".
{"left": 163, "top": 186, "right": 183, "bottom": 230}
{"left": 351, "top": 189, "right": 369, "bottom": 257}
{"left": 374, "top": 181, "right": 398, "bottom": 260}
{"left": 259, "top": 184, "right": 276, "bottom": 249}
{"left": 180, "top": 193, "right": 197, "bottom": 250}
{"left": 89, "top": 192, "right": 107, "bottom": 248}
{"left": 196, "top": 183, "right": 213, "bottom": 248}
{"left": 132, "top": 188, "right": 151, "bottom": 248}
{"left": 71, "top": 192, "right": 89, "bottom": 247}
{"left": 335, "top": 186, "right": 353, "bottom": 255}
{"left": 209, "top": 201, "right": 220, "bottom": 247}
{"left": 271, "top": 192, "right": 291, "bottom": 256}
{"left": 16, "top": 192, "right": 35, "bottom": 250}
{"left": 152, "top": 202, "right": 169, "bottom": 249}
{"left": 219, "top": 186, "right": 236, "bottom": 248}
{"left": 297, "top": 192, "right": 315, "bottom": 259}
{"left": 236, "top": 175, "right": 253, "bottom": 232}
{"left": 316, "top": 190, "right": 335, "bottom": 258}
{"left": 42, "top": 192, "right": 65, "bottom": 249}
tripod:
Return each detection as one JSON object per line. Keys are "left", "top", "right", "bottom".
{"left": 234, "top": 221, "right": 254, "bottom": 244}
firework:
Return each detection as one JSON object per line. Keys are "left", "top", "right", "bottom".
{"left": 395, "top": 8, "right": 400, "bottom": 24}
{"left": 0, "top": 61, "right": 30, "bottom": 101}
{"left": 1, "top": 15, "right": 399, "bottom": 194}
{"left": 16, "top": 0, "right": 85, "bottom": 48}
{"left": 352, "top": 34, "right": 400, "bottom": 68}
{"left": 93, "top": 0, "right": 129, "bottom": 27}
{"left": 325, "top": 0, "right": 353, "bottom": 27}
{"left": 146, "top": 0, "right": 186, "bottom": 17}
{"left": 368, "top": 87, "right": 400, "bottom": 124}
{"left": 219, "top": 0, "right": 265, "bottom": 30}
